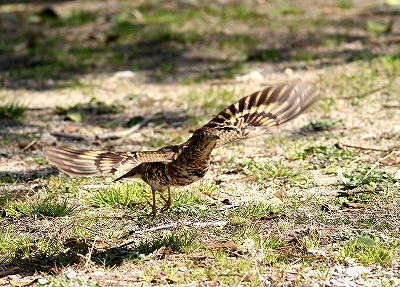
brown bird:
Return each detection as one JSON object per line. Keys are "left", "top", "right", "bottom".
{"left": 43, "top": 79, "right": 320, "bottom": 217}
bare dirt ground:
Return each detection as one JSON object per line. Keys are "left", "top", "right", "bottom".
{"left": 0, "top": 0, "right": 399, "bottom": 286}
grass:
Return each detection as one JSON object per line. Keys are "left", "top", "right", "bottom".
{"left": 337, "top": 232, "right": 397, "bottom": 266}
{"left": 90, "top": 182, "right": 146, "bottom": 209}
{"left": 337, "top": 165, "right": 393, "bottom": 191}
{"left": 168, "top": 192, "right": 212, "bottom": 217}
{"left": 56, "top": 97, "right": 124, "bottom": 117}
{"left": 0, "top": 227, "right": 65, "bottom": 267}
{"left": 135, "top": 229, "right": 199, "bottom": 254}
{"left": 300, "top": 118, "right": 342, "bottom": 132}
{"left": 187, "top": 86, "right": 237, "bottom": 114}
{"left": 235, "top": 158, "right": 309, "bottom": 188}
{"left": 6, "top": 196, "right": 77, "bottom": 218}
{"left": 0, "top": 99, "right": 27, "bottom": 120}
{"left": 293, "top": 144, "right": 356, "bottom": 168}
{"left": 336, "top": 0, "right": 353, "bottom": 10}
{"left": 231, "top": 201, "right": 283, "bottom": 221}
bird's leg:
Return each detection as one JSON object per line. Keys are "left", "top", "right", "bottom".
{"left": 160, "top": 187, "right": 172, "bottom": 212}
{"left": 146, "top": 187, "right": 157, "bottom": 219}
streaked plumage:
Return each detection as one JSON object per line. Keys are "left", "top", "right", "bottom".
{"left": 43, "top": 79, "right": 320, "bottom": 217}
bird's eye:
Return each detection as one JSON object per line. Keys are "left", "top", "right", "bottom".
{"left": 199, "top": 132, "right": 206, "bottom": 139}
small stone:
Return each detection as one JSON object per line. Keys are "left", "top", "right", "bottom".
{"left": 284, "top": 68, "right": 294, "bottom": 76}
{"left": 394, "top": 169, "right": 400, "bottom": 180}
{"left": 38, "top": 278, "right": 48, "bottom": 285}
{"left": 345, "top": 266, "right": 371, "bottom": 277}
{"left": 113, "top": 70, "right": 135, "bottom": 79}
{"left": 235, "top": 71, "right": 264, "bottom": 82}
{"left": 65, "top": 268, "right": 76, "bottom": 279}
{"left": 344, "top": 257, "right": 356, "bottom": 265}
{"left": 40, "top": 132, "right": 58, "bottom": 145}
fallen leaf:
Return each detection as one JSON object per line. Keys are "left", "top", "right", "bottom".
{"left": 355, "top": 236, "right": 375, "bottom": 247}
{"left": 66, "top": 112, "right": 82, "bottom": 123}
{"left": 64, "top": 238, "right": 90, "bottom": 252}
{"left": 63, "top": 124, "right": 79, "bottom": 133}
{"left": 273, "top": 190, "right": 286, "bottom": 199}
{"left": 343, "top": 202, "right": 368, "bottom": 208}
{"left": 206, "top": 241, "right": 238, "bottom": 252}
{"left": 9, "top": 278, "right": 37, "bottom": 287}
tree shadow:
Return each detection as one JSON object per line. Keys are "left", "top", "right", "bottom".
{"left": 0, "top": 1, "right": 398, "bottom": 91}
{"left": 0, "top": 167, "right": 57, "bottom": 183}
{"left": 0, "top": 238, "right": 161, "bottom": 278}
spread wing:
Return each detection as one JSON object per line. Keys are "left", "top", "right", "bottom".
{"left": 43, "top": 79, "right": 319, "bottom": 177}
{"left": 42, "top": 146, "right": 177, "bottom": 177}
{"left": 202, "top": 79, "right": 320, "bottom": 147}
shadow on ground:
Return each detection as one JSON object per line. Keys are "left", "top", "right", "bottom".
{"left": 0, "top": 1, "right": 398, "bottom": 90}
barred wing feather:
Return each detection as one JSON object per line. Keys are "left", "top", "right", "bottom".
{"left": 42, "top": 146, "right": 176, "bottom": 177}
{"left": 203, "top": 79, "right": 320, "bottom": 147}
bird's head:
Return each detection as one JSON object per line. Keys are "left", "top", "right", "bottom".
{"left": 190, "top": 127, "right": 220, "bottom": 151}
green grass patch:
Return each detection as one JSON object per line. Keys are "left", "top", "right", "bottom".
{"left": 29, "top": 157, "right": 47, "bottom": 165}
{"left": 56, "top": 97, "right": 125, "bottom": 118}
{"left": 279, "top": 5, "right": 303, "bottom": 15}
{"left": 319, "top": 96, "right": 337, "bottom": 113}
{"left": 293, "top": 52, "right": 315, "bottom": 62}
{"left": 67, "top": 9, "right": 97, "bottom": 26}
{"left": 136, "top": 229, "right": 199, "bottom": 255}
{"left": 0, "top": 227, "right": 64, "bottom": 267}
{"left": 231, "top": 201, "right": 283, "bottom": 221}
{"left": 293, "top": 144, "right": 356, "bottom": 168}
{"left": 90, "top": 182, "right": 146, "bottom": 209}
{"left": 0, "top": 228, "right": 35, "bottom": 264}
{"left": 366, "top": 20, "right": 390, "bottom": 35}
{"left": 0, "top": 99, "right": 27, "bottom": 120}
{"left": 98, "top": 229, "right": 200, "bottom": 266}
{"left": 355, "top": 214, "right": 399, "bottom": 232}
{"left": 337, "top": 232, "right": 398, "bottom": 266}
{"left": 188, "top": 86, "right": 237, "bottom": 112}
{"left": 168, "top": 190, "right": 213, "bottom": 217}
{"left": 0, "top": 193, "right": 10, "bottom": 215}
{"left": 338, "top": 165, "right": 393, "bottom": 191}
{"left": 39, "top": 9, "right": 97, "bottom": 27}
{"left": 336, "top": 0, "right": 353, "bottom": 10}
{"left": 251, "top": 160, "right": 297, "bottom": 180}
{"left": 247, "top": 48, "right": 285, "bottom": 62}
{"left": 239, "top": 159, "right": 309, "bottom": 187}
{"left": 6, "top": 197, "right": 76, "bottom": 218}
{"left": 300, "top": 118, "right": 342, "bottom": 132}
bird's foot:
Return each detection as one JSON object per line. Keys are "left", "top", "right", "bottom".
{"left": 159, "top": 188, "right": 172, "bottom": 213}
{"left": 160, "top": 198, "right": 171, "bottom": 212}
{"left": 146, "top": 198, "right": 157, "bottom": 219}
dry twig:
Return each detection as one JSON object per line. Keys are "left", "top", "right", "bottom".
{"left": 118, "top": 220, "right": 228, "bottom": 248}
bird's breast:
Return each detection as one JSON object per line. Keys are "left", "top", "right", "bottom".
{"left": 167, "top": 160, "right": 210, "bottom": 186}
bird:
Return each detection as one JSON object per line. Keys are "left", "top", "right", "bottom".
{"left": 43, "top": 79, "right": 320, "bottom": 218}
